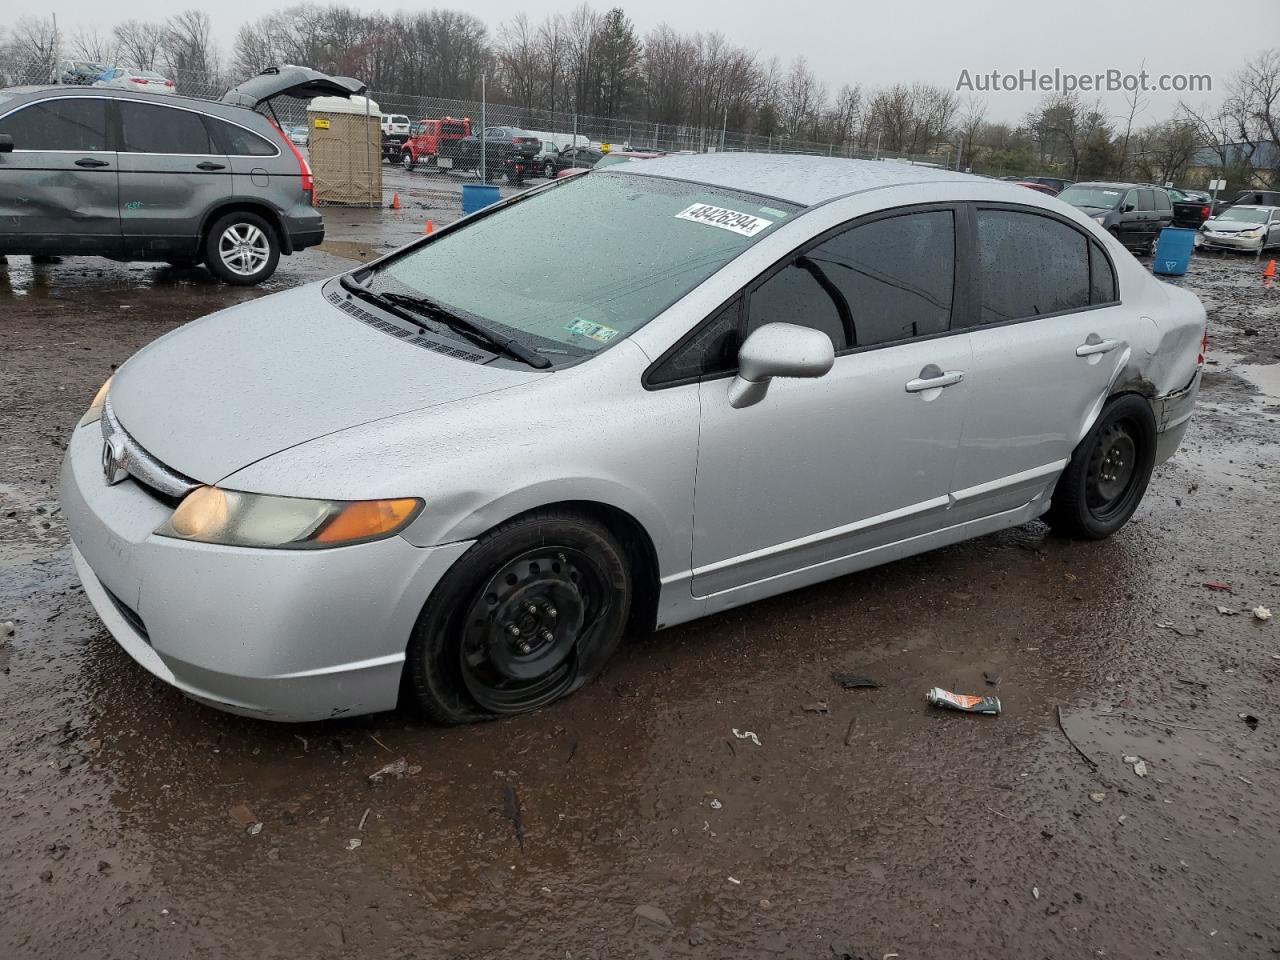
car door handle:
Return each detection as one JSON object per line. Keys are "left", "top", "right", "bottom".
{"left": 75, "top": 157, "right": 110, "bottom": 168}
{"left": 196, "top": 161, "right": 226, "bottom": 171}
{"left": 1075, "top": 338, "right": 1121, "bottom": 357}
{"left": 905, "top": 368, "right": 964, "bottom": 392}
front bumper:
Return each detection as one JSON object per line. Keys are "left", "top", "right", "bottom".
{"left": 1196, "top": 232, "right": 1264, "bottom": 251}
{"left": 60, "top": 423, "right": 472, "bottom": 722}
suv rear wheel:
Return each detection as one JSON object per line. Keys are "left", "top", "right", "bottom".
{"left": 401, "top": 150, "right": 416, "bottom": 172}
{"left": 204, "top": 211, "right": 280, "bottom": 286}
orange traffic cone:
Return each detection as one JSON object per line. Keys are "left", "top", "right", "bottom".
{"left": 390, "top": 192, "right": 401, "bottom": 210}
{"left": 1265, "top": 258, "right": 1277, "bottom": 278}
{"left": 424, "top": 219, "right": 434, "bottom": 235}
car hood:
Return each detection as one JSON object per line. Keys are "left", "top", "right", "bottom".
{"left": 1203, "top": 221, "right": 1256, "bottom": 232}
{"left": 221, "top": 65, "right": 365, "bottom": 108}
{"left": 108, "top": 282, "right": 546, "bottom": 483}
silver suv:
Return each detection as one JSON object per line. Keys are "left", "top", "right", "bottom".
{"left": 0, "top": 66, "right": 362, "bottom": 285}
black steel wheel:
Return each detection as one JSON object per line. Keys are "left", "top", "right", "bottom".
{"left": 1046, "top": 393, "right": 1156, "bottom": 539}
{"left": 405, "top": 509, "right": 631, "bottom": 724}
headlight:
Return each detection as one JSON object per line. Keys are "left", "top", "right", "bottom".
{"left": 78, "top": 376, "right": 113, "bottom": 427}
{"left": 1239, "top": 228, "right": 1263, "bottom": 238}
{"left": 155, "top": 486, "right": 422, "bottom": 549}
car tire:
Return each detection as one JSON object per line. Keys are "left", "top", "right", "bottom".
{"left": 404, "top": 508, "right": 632, "bottom": 725}
{"left": 401, "top": 151, "right": 416, "bottom": 172}
{"left": 1045, "top": 393, "right": 1157, "bottom": 540}
{"left": 203, "top": 211, "right": 280, "bottom": 286}
{"left": 544, "top": 162, "right": 556, "bottom": 179}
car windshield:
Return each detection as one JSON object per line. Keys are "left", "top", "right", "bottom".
{"left": 1058, "top": 185, "right": 1124, "bottom": 208}
{"left": 375, "top": 171, "right": 800, "bottom": 356}
{"left": 1217, "top": 208, "right": 1268, "bottom": 223}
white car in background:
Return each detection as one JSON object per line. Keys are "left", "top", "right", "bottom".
{"left": 94, "top": 68, "right": 175, "bottom": 94}
{"left": 1195, "top": 205, "right": 1280, "bottom": 253}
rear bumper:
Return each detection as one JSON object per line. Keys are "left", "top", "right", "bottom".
{"left": 285, "top": 211, "right": 324, "bottom": 252}
{"left": 1153, "top": 368, "right": 1201, "bottom": 465}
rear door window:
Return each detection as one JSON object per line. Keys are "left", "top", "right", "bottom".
{"left": 0, "top": 98, "right": 111, "bottom": 151}
{"left": 1138, "top": 188, "right": 1155, "bottom": 211}
{"left": 975, "top": 209, "right": 1091, "bottom": 322}
{"left": 1155, "top": 189, "right": 1172, "bottom": 213}
{"left": 205, "top": 117, "right": 277, "bottom": 156}
{"left": 746, "top": 209, "right": 955, "bottom": 350}
{"left": 119, "top": 101, "right": 213, "bottom": 154}
{"left": 1089, "top": 240, "right": 1118, "bottom": 304}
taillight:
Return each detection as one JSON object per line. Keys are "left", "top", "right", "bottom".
{"left": 130, "top": 77, "right": 147, "bottom": 84}
{"left": 1198, "top": 327, "right": 1208, "bottom": 366}
{"left": 1200, "top": 206, "right": 1209, "bottom": 219}
{"left": 165, "top": 80, "right": 174, "bottom": 88}
{"left": 271, "top": 119, "right": 313, "bottom": 197}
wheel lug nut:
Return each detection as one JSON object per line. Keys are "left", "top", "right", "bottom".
{"left": 539, "top": 628, "right": 554, "bottom": 643}
{"left": 525, "top": 603, "right": 539, "bottom": 615}
{"left": 505, "top": 623, "right": 520, "bottom": 637}
{"left": 518, "top": 641, "right": 532, "bottom": 654}
{"left": 544, "top": 604, "right": 557, "bottom": 618}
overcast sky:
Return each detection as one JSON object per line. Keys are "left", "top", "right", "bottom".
{"left": 18, "top": 0, "right": 1271, "bottom": 123}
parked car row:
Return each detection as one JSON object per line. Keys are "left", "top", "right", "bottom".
{"left": 0, "top": 65, "right": 365, "bottom": 285}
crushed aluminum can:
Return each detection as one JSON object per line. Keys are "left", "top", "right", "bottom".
{"left": 926, "top": 687, "right": 1001, "bottom": 715}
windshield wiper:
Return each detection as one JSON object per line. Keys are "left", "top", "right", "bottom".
{"left": 339, "top": 272, "right": 441, "bottom": 336}
{"left": 378, "top": 291, "right": 551, "bottom": 369}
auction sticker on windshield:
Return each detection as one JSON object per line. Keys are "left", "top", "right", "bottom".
{"left": 675, "top": 203, "right": 774, "bottom": 237}
{"left": 566, "top": 317, "right": 620, "bottom": 343}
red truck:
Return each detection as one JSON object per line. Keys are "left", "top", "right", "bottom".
{"left": 400, "top": 116, "right": 472, "bottom": 172}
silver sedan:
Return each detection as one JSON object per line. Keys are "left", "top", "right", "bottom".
{"left": 61, "top": 154, "right": 1207, "bottom": 722}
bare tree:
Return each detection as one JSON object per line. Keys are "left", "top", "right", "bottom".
{"left": 956, "top": 94, "right": 987, "bottom": 169}
{"left": 536, "top": 14, "right": 569, "bottom": 114}
{"left": 113, "top": 20, "right": 164, "bottom": 70}
{"left": 1117, "top": 64, "right": 1151, "bottom": 178}
{"left": 7, "top": 15, "right": 60, "bottom": 80}
{"left": 68, "top": 25, "right": 117, "bottom": 66}
{"left": 162, "top": 10, "right": 219, "bottom": 87}
{"left": 497, "top": 14, "right": 539, "bottom": 112}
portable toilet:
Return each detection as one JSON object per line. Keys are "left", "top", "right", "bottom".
{"left": 306, "top": 94, "right": 382, "bottom": 206}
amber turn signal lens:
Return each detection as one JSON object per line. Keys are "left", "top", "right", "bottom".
{"left": 315, "top": 498, "right": 420, "bottom": 544}
{"left": 168, "top": 486, "right": 230, "bottom": 539}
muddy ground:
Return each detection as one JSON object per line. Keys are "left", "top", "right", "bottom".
{"left": 2, "top": 218, "right": 1279, "bottom": 960}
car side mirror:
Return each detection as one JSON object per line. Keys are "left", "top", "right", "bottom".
{"left": 727, "top": 322, "right": 835, "bottom": 409}
{"left": 1122, "top": 203, "right": 1135, "bottom": 213}
{"left": 0, "top": 134, "right": 13, "bottom": 153}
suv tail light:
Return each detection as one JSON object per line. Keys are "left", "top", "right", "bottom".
{"left": 1198, "top": 327, "right": 1208, "bottom": 367}
{"left": 1200, "top": 206, "right": 1209, "bottom": 219}
{"left": 271, "top": 119, "right": 313, "bottom": 197}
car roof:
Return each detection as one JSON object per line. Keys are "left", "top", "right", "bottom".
{"left": 613, "top": 152, "right": 980, "bottom": 206}
{"left": 0, "top": 85, "right": 237, "bottom": 112}
{"left": 1071, "top": 181, "right": 1149, "bottom": 189}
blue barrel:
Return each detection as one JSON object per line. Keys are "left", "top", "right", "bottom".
{"left": 1153, "top": 227, "right": 1196, "bottom": 276}
{"left": 461, "top": 183, "right": 500, "bottom": 214}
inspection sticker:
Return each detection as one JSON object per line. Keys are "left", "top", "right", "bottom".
{"left": 566, "top": 317, "right": 620, "bottom": 343}
{"left": 675, "top": 203, "right": 773, "bottom": 237}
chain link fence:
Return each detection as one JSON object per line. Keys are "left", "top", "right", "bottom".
{"left": 2, "top": 59, "right": 958, "bottom": 207}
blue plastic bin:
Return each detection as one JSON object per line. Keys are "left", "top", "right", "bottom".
{"left": 461, "top": 183, "right": 500, "bottom": 214}
{"left": 1152, "top": 226, "right": 1196, "bottom": 276}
